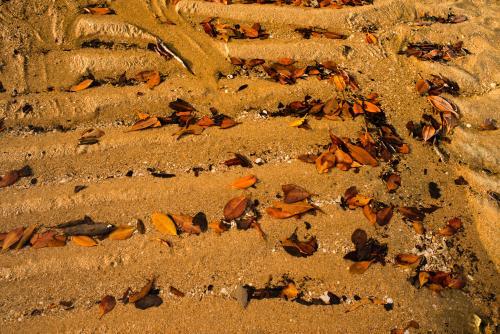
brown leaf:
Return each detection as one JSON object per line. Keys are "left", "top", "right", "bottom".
{"left": 224, "top": 196, "right": 249, "bottom": 220}
{"left": 376, "top": 206, "right": 393, "bottom": 226}
{"left": 386, "top": 174, "right": 401, "bottom": 192}
{"left": 169, "top": 99, "right": 196, "bottom": 112}
{"left": 2, "top": 227, "right": 24, "bottom": 250}
{"left": 345, "top": 143, "right": 378, "bottom": 167}
{"left": 15, "top": 225, "right": 37, "bottom": 250}
{"left": 282, "top": 231, "right": 318, "bottom": 257}
{"left": 427, "top": 95, "right": 455, "bottom": 114}
{"left": 0, "top": 170, "right": 19, "bottom": 188}
{"left": 416, "top": 79, "right": 431, "bottom": 95}
{"left": 349, "top": 261, "right": 372, "bottom": 274}
{"left": 479, "top": 118, "right": 497, "bottom": 131}
{"left": 422, "top": 125, "right": 436, "bottom": 142}
{"left": 72, "top": 235, "right": 98, "bottom": 247}
{"left": 266, "top": 200, "right": 314, "bottom": 219}
{"left": 282, "top": 184, "right": 311, "bottom": 203}
{"left": 108, "top": 226, "right": 135, "bottom": 240}
{"left": 171, "top": 214, "right": 201, "bottom": 234}
{"left": 129, "top": 279, "right": 154, "bottom": 303}
{"left": 347, "top": 194, "right": 372, "bottom": 208}
{"left": 169, "top": 286, "right": 185, "bottom": 297}
{"left": 99, "top": 295, "right": 116, "bottom": 318}
{"left": 315, "top": 151, "right": 335, "bottom": 173}
{"left": 395, "top": 254, "right": 421, "bottom": 266}
{"left": 31, "top": 231, "right": 66, "bottom": 249}
{"left": 70, "top": 79, "right": 93, "bottom": 92}
{"left": 127, "top": 117, "right": 161, "bottom": 132}
{"left": 231, "top": 175, "right": 257, "bottom": 189}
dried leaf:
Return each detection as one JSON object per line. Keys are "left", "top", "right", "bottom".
{"left": 282, "top": 184, "right": 311, "bottom": 203}
{"left": 332, "top": 75, "right": 346, "bottom": 91}
{"left": 220, "top": 117, "right": 238, "bottom": 129}
{"left": 169, "top": 98, "right": 195, "bottom": 112}
{"left": 386, "top": 174, "right": 401, "bottom": 192}
{"left": 209, "top": 220, "right": 230, "bottom": 234}
{"left": 315, "top": 151, "right": 335, "bottom": 173}
{"left": 349, "top": 261, "right": 372, "bottom": 274}
{"left": 63, "top": 223, "right": 115, "bottom": 237}
{"left": 231, "top": 175, "right": 257, "bottom": 189}
{"left": 169, "top": 286, "right": 185, "bottom": 297}
{"left": 363, "top": 101, "right": 381, "bottom": 113}
{"left": 171, "top": 214, "right": 201, "bottom": 234}
{"left": 2, "top": 227, "right": 24, "bottom": 250}
{"left": 151, "top": 212, "right": 178, "bottom": 236}
{"left": 70, "top": 79, "right": 93, "bottom": 92}
{"left": 127, "top": 117, "right": 161, "bottom": 132}
{"left": 395, "top": 254, "right": 421, "bottom": 266}
{"left": 427, "top": 95, "right": 455, "bottom": 114}
{"left": 224, "top": 196, "right": 249, "bottom": 220}
{"left": 345, "top": 143, "right": 378, "bottom": 167}
{"left": 129, "top": 279, "right": 154, "bottom": 303}
{"left": 99, "top": 295, "right": 116, "bottom": 318}
{"left": 416, "top": 79, "right": 431, "bottom": 95}
{"left": 362, "top": 205, "right": 377, "bottom": 225}
{"left": 72, "top": 235, "right": 97, "bottom": 247}
{"left": 0, "top": 170, "right": 19, "bottom": 188}
{"left": 422, "top": 125, "right": 436, "bottom": 142}
{"left": 146, "top": 71, "right": 161, "bottom": 89}
{"left": 266, "top": 200, "right": 314, "bottom": 219}
{"left": 15, "top": 225, "right": 37, "bottom": 250}
{"left": 365, "top": 33, "right": 377, "bottom": 44}
{"left": 376, "top": 206, "right": 393, "bottom": 226}
{"left": 108, "top": 226, "right": 135, "bottom": 240}
{"left": 282, "top": 231, "right": 317, "bottom": 257}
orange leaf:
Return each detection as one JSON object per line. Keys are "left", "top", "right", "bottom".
{"left": 386, "top": 174, "right": 401, "bottom": 192}
{"left": 15, "top": 225, "right": 37, "bottom": 250}
{"left": 315, "top": 151, "right": 335, "bottom": 173}
{"left": 209, "top": 220, "right": 230, "bottom": 234}
{"left": 86, "top": 7, "right": 113, "bottom": 15}
{"left": 349, "top": 261, "right": 372, "bottom": 274}
{"left": 70, "top": 79, "right": 93, "bottom": 92}
{"left": 395, "top": 254, "right": 421, "bottom": 266}
{"left": 108, "top": 226, "right": 135, "bottom": 240}
{"left": 422, "top": 125, "right": 436, "bottom": 142}
{"left": 362, "top": 205, "right": 377, "bottom": 225}
{"left": 2, "top": 227, "right": 24, "bottom": 250}
{"left": 127, "top": 117, "right": 161, "bottom": 132}
{"left": 363, "top": 101, "right": 381, "bottom": 113}
{"left": 365, "top": 33, "right": 377, "bottom": 44}
{"left": 231, "top": 175, "right": 257, "bottom": 189}
{"left": 72, "top": 235, "right": 97, "bottom": 247}
{"left": 332, "top": 75, "right": 346, "bottom": 91}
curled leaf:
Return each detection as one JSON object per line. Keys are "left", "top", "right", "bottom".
{"left": 99, "top": 295, "right": 116, "bottom": 318}
{"left": 70, "top": 79, "right": 93, "bottom": 92}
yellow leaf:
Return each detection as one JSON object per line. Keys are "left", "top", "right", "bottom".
{"left": 151, "top": 212, "right": 177, "bottom": 236}
{"left": 72, "top": 235, "right": 97, "bottom": 247}
{"left": 289, "top": 117, "right": 306, "bottom": 127}
{"left": 108, "top": 226, "right": 135, "bottom": 240}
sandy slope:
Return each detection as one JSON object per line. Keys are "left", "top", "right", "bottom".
{"left": 0, "top": 0, "right": 498, "bottom": 333}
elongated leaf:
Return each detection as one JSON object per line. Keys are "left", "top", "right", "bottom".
{"left": 2, "top": 227, "right": 24, "bottom": 250}
{"left": 72, "top": 235, "right": 97, "bottom": 247}
{"left": 108, "top": 226, "right": 135, "bottom": 240}
{"left": 15, "top": 225, "right": 37, "bottom": 250}
{"left": 70, "top": 79, "right": 93, "bottom": 92}
{"left": 129, "top": 279, "right": 154, "bottom": 303}
{"left": 231, "top": 175, "right": 257, "bottom": 189}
